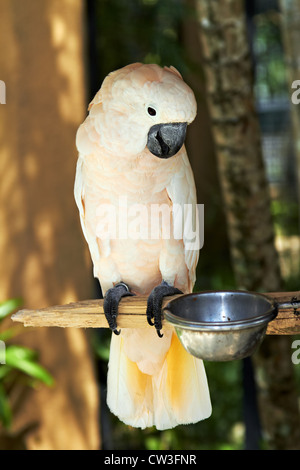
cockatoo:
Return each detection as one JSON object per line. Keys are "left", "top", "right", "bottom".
{"left": 74, "top": 63, "right": 212, "bottom": 430}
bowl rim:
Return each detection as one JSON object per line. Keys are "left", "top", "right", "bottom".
{"left": 163, "top": 290, "right": 277, "bottom": 331}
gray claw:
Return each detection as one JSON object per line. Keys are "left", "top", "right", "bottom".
{"left": 146, "top": 281, "right": 183, "bottom": 338}
{"left": 104, "top": 282, "right": 135, "bottom": 335}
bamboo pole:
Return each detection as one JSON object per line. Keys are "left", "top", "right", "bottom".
{"left": 11, "top": 291, "right": 300, "bottom": 335}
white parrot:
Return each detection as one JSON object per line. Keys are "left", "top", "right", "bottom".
{"left": 74, "top": 63, "right": 211, "bottom": 430}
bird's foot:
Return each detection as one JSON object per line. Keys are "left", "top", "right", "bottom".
{"left": 104, "top": 282, "right": 135, "bottom": 335}
{"left": 146, "top": 280, "right": 183, "bottom": 338}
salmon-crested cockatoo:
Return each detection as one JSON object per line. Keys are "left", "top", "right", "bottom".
{"left": 74, "top": 63, "right": 212, "bottom": 430}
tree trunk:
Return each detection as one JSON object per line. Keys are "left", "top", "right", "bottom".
{"left": 182, "top": 2, "right": 233, "bottom": 290}
{"left": 0, "top": 0, "right": 100, "bottom": 450}
{"left": 195, "top": 0, "right": 281, "bottom": 291}
{"left": 195, "top": 0, "right": 300, "bottom": 449}
{"left": 279, "top": 0, "right": 300, "bottom": 206}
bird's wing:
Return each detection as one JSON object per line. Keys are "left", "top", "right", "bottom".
{"left": 166, "top": 148, "right": 200, "bottom": 291}
{"left": 74, "top": 154, "right": 104, "bottom": 275}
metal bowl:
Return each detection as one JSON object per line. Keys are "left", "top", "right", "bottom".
{"left": 163, "top": 291, "right": 278, "bottom": 361}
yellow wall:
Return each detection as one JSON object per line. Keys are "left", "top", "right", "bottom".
{"left": 0, "top": 0, "right": 100, "bottom": 450}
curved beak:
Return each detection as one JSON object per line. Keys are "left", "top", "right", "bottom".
{"left": 147, "top": 122, "right": 187, "bottom": 158}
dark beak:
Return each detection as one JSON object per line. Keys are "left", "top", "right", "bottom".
{"left": 147, "top": 122, "right": 187, "bottom": 158}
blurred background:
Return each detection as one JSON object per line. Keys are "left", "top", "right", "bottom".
{"left": 0, "top": 0, "right": 300, "bottom": 450}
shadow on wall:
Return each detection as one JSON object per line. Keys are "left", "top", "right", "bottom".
{"left": 0, "top": 0, "right": 93, "bottom": 308}
{"left": 0, "top": 0, "right": 100, "bottom": 450}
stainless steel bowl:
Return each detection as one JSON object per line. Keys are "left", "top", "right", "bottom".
{"left": 163, "top": 291, "right": 278, "bottom": 361}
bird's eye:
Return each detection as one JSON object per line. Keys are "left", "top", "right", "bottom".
{"left": 147, "top": 107, "right": 157, "bottom": 117}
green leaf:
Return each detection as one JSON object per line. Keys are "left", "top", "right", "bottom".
{"left": 5, "top": 345, "right": 37, "bottom": 362}
{"left": 5, "top": 346, "right": 54, "bottom": 387}
{"left": 93, "top": 342, "right": 110, "bottom": 362}
{"left": 0, "top": 298, "right": 22, "bottom": 322}
{"left": 0, "top": 365, "right": 12, "bottom": 381}
{"left": 0, "top": 383, "right": 12, "bottom": 428}
{"left": 0, "top": 327, "right": 21, "bottom": 342}
{"left": 12, "top": 360, "right": 54, "bottom": 387}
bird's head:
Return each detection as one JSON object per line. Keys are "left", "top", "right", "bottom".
{"left": 77, "top": 63, "right": 197, "bottom": 160}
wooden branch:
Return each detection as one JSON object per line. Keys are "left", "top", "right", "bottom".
{"left": 11, "top": 291, "right": 300, "bottom": 335}
{"left": 11, "top": 295, "right": 178, "bottom": 330}
{"left": 264, "top": 291, "right": 300, "bottom": 335}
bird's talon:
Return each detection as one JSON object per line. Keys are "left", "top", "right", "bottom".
{"left": 147, "top": 281, "right": 183, "bottom": 338}
{"left": 104, "top": 282, "right": 134, "bottom": 333}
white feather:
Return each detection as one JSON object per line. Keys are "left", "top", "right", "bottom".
{"left": 166, "top": 149, "right": 200, "bottom": 290}
{"left": 74, "top": 155, "right": 106, "bottom": 277}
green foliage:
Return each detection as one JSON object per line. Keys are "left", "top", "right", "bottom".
{"left": 253, "top": 11, "right": 288, "bottom": 100}
{"left": 0, "top": 299, "right": 22, "bottom": 322}
{"left": 271, "top": 199, "right": 299, "bottom": 237}
{"left": 0, "top": 383, "right": 12, "bottom": 429}
{"left": 0, "top": 299, "right": 54, "bottom": 430}
{"left": 94, "top": 0, "right": 198, "bottom": 81}
{"left": 5, "top": 346, "right": 54, "bottom": 387}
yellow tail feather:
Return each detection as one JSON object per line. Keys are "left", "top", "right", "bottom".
{"left": 107, "top": 330, "right": 211, "bottom": 430}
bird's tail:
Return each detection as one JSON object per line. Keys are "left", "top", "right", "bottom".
{"left": 106, "top": 328, "right": 212, "bottom": 430}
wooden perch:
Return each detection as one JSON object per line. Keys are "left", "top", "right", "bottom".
{"left": 11, "top": 295, "right": 177, "bottom": 331}
{"left": 11, "top": 291, "right": 300, "bottom": 335}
